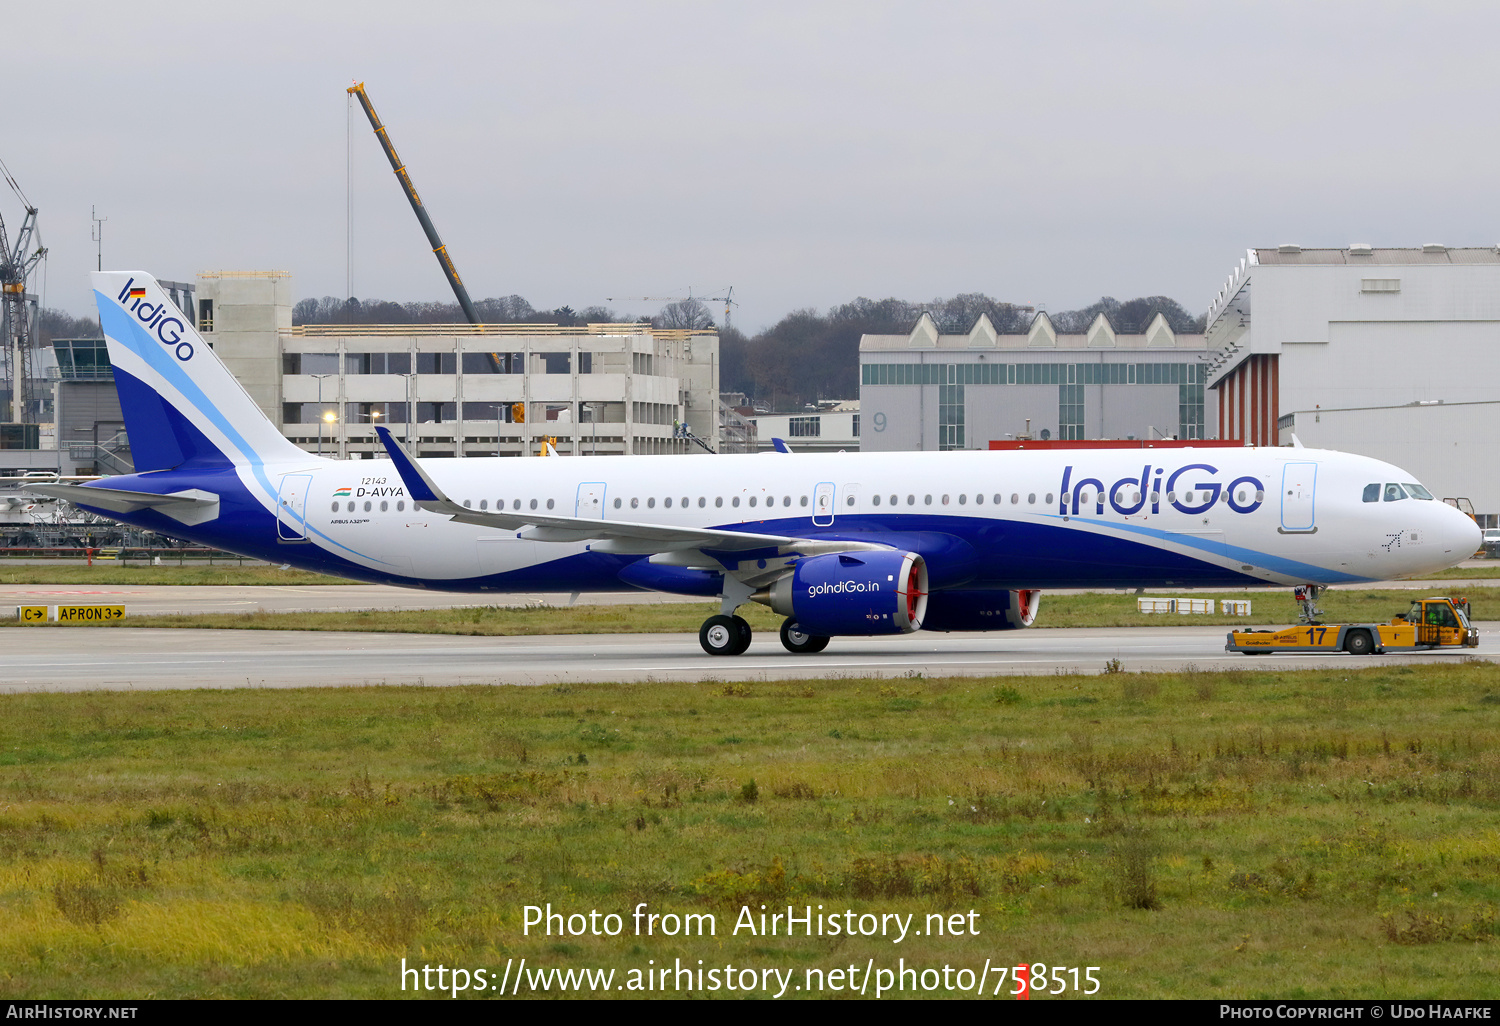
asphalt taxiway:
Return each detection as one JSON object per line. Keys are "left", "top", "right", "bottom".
{"left": 2, "top": 623, "right": 1494, "bottom": 692}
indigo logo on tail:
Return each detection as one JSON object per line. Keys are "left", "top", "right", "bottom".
{"left": 116, "top": 277, "right": 192, "bottom": 361}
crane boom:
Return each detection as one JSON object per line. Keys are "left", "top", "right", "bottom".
{"left": 347, "top": 82, "right": 480, "bottom": 326}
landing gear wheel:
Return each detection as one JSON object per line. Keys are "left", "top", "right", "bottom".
{"left": 780, "top": 618, "right": 831, "bottom": 654}
{"left": 701, "top": 614, "right": 752, "bottom": 656}
{"left": 1344, "top": 629, "right": 1374, "bottom": 656}
{"left": 730, "top": 615, "right": 753, "bottom": 655}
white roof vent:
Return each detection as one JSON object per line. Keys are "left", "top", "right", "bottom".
{"left": 1422, "top": 243, "right": 1447, "bottom": 254}
{"left": 1277, "top": 243, "right": 1301, "bottom": 254}
{"left": 1348, "top": 243, "right": 1374, "bottom": 256}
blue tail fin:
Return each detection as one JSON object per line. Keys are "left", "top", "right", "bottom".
{"left": 93, "top": 271, "right": 308, "bottom": 472}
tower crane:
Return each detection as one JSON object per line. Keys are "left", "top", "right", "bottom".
{"left": 607, "top": 287, "right": 737, "bottom": 330}
{"left": 0, "top": 154, "right": 46, "bottom": 425}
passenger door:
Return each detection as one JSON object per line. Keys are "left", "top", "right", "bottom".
{"left": 276, "top": 474, "right": 312, "bottom": 542}
{"left": 1280, "top": 462, "right": 1317, "bottom": 533}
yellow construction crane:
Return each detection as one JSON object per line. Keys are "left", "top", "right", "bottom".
{"left": 347, "top": 81, "right": 505, "bottom": 371}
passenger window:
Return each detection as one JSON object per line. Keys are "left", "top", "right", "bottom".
{"left": 846, "top": 495, "right": 854, "bottom": 506}
{"left": 889, "top": 495, "right": 897, "bottom": 506}
{"left": 958, "top": 494, "right": 966, "bottom": 505}
{"left": 907, "top": 495, "right": 916, "bottom": 505}
{"left": 530, "top": 499, "right": 538, "bottom": 510}
{"left": 801, "top": 496, "right": 809, "bottom": 507}
{"left": 664, "top": 497, "right": 673, "bottom": 509}
{"left": 698, "top": 497, "right": 706, "bottom": 508}
{"left": 941, "top": 494, "right": 949, "bottom": 505}
{"left": 732, "top": 497, "right": 740, "bottom": 507}
{"left": 397, "top": 501, "right": 405, "bottom": 512}
{"left": 479, "top": 500, "right": 488, "bottom": 510}
{"left": 648, "top": 498, "right": 656, "bottom": 508}
{"left": 1046, "top": 493, "right": 1054, "bottom": 504}
{"left": 1384, "top": 483, "right": 1406, "bottom": 502}
{"left": 1363, "top": 483, "right": 1380, "bottom": 503}
{"left": 873, "top": 495, "right": 882, "bottom": 506}
{"left": 631, "top": 498, "right": 639, "bottom": 509}
{"left": 347, "top": 501, "right": 355, "bottom": 512}
{"left": 463, "top": 499, "right": 471, "bottom": 508}
{"left": 1010, "top": 494, "right": 1018, "bottom": 504}
{"left": 684, "top": 497, "right": 691, "bottom": 508}
{"left": 1027, "top": 494, "right": 1036, "bottom": 505}
{"left": 331, "top": 502, "right": 338, "bottom": 513}
{"left": 380, "top": 500, "right": 388, "bottom": 512}
{"left": 974, "top": 493, "right": 982, "bottom": 505}
{"left": 512, "top": 500, "right": 521, "bottom": 510}
{"left": 784, "top": 496, "right": 792, "bottom": 507}
{"left": 364, "top": 501, "right": 372, "bottom": 512}
{"left": 715, "top": 497, "right": 723, "bottom": 508}
{"left": 546, "top": 499, "right": 555, "bottom": 510}
{"left": 924, "top": 495, "right": 932, "bottom": 505}
{"left": 614, "top": 498, "right": 622, "bottom": 509}
{"left": 749, "top": 496, "right": 757, "bottom": 507}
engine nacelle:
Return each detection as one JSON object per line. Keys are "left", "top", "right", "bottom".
{"left": 762, "top": 550, "right": 929, "bottom": 636}
{"left": 920, "top": 588, "right": 1041, "bottom": 632}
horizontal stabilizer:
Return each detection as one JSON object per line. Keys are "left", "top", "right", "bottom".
{"left": 31, "top": 483, "right": 221, "bottom": 527}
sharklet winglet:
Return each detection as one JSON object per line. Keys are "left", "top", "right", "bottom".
{"left": 375, "top": 426, "right": 445, "bottom": 506}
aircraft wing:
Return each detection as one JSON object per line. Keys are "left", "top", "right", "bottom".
{"left": 375, "top": 427, "right": 885, "bottom": 560}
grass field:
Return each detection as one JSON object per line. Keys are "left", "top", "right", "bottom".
{"left": 2, "top": 663, "right": 1499, "bottom": 999}
{"left": 4, "top": 587, "right": 1495, "bottom": 638}
{"left": 0, "top": 565, "right": 348, "bottom": 587}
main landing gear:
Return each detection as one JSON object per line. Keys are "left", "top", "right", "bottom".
{"left": 779, "top": 618, "right": 830, "bottom": 654}
{"left": 700, "top": 614, "right": 752, "bottom": 656}
{"left": 698, "top": 574, "right": 832, "bottom": 656}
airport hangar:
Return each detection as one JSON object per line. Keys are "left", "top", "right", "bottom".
{"left": 859, "top": 245, "right": 1500, "bottom": 527}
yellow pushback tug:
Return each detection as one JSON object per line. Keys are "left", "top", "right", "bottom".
{"left": 1226, "top": 596, "right": 1479, "bottom": 656}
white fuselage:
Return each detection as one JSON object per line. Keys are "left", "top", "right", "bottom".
{"left": 263, "top": 445, "right": 1478, "bottom": 590}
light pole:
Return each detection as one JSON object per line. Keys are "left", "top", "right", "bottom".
{"left": 588, "top": 402, "right": 601, "bottom": 456}
{"left": 323, "top": 411, "right": 338, "bottom": 457}
{"left": 402, "top": 373, "right": 416, "bottom": 446}
{"left": 311, "top": 373, "right": 333, "bottom": 456}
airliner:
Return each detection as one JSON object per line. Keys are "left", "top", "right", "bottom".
{"left": 35, "top": 272, "right": 1481, "bottom": 656}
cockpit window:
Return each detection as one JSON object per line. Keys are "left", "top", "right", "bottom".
{"left": 1362, "top": 483, "right": 1380, "bottom": 503}
{"left": 1404, "top": 483, "right": 1434, "bottom": 500}
{"left": 1384, "top": 483, "right": 1408, "bottom": 502}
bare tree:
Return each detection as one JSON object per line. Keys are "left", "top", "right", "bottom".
{"left": 656, "top": 298, "right": 714, "bottom": 330}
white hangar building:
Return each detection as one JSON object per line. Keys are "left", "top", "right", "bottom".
{"left": 859, "top": 311, "right": 1214, "bottom": 451}
{"left": 1206, "top": 245, "right": 1500, "bottom": 523}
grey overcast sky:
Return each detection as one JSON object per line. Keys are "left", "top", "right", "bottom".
{"left": 8, "top": 1, "right": 1499, "bottom": 330}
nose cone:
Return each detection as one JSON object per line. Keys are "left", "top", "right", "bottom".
{"left": 1434, "top": 504, "right": 1483, "bottom": 569}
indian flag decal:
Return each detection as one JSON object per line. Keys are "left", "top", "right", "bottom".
{"left": 334, "top": 487, "right": 352, "bottom": 497}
